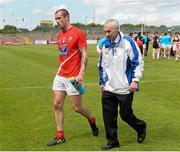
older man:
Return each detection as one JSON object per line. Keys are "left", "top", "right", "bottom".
{"left": 99, "top": 19, "right": 146, "bottom": 150}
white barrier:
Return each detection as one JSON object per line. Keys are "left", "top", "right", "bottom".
{"left": 34, "top": 40, "right": 47, "bottom": 45}
{"left": 34, "top": 40, "right": 97, "bottom": 45}
{"left": 87, "top": 40, "right": 97, "bottom": 44}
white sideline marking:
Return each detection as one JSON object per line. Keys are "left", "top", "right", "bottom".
{"left": 0, "top": 79, "right": 180, "bottom": 91}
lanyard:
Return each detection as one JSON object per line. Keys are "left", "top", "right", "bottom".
{"left": 111, "top": 32, "right": 121, "bottom": 56}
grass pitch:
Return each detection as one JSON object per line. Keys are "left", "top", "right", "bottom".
{"left": 0, "top": 44, "right": 180, "bottom": 150}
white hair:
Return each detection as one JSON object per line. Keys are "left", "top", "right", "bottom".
{"left": 104, "top": 19, "right": 120, "bottom": 30}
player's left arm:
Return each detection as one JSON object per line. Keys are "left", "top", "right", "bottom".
{"left": 77, "top": 47, "right": 88, "bottom": 84}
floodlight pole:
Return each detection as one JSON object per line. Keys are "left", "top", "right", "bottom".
{"left": 142, "top": 0, "right": 147, "bottom": 32}
{"left": 141, "top": 24, "right": 144, "bottom": 35}
{"left": 93, "top": 10, "right": 95, "bottom": 24}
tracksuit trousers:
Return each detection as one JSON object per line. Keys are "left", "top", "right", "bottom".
{"left": 102, "top": 91, "right": 146, "bottom": 144}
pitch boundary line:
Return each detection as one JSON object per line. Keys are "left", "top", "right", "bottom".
{"left": 0, "top": 78, "right": 180, "bottom": 91}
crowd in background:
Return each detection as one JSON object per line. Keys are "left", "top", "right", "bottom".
{"left": 130, "top": 32, "right": 180, "bottom": 61}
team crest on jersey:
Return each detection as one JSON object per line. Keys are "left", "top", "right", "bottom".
{"left": 68, "top": 36, "right": 72, "bottom": 41}
{"left": 59, "top": 43, "right": 68, "bottom": 56}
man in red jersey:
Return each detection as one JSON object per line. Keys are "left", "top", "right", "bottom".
{"left": 135, "top": 36, "right": 143, "bottom": 55}
{"left": 47, "top": 9, "right": 99, "bottom": 146}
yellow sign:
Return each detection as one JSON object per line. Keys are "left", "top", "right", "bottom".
{"left": 40, "top": 20, "right": 53, "bottom": 23}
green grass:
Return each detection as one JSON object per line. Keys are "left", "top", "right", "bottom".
{"left": 0, "top": 44, "right": 180, "bottom": 150}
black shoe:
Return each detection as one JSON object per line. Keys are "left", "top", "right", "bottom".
{"left": 137, "top": 126, "right": 146, "bottom": 143}
{"left": 101, "top": 142, "right": 120, "bottom": 150}
{"left": 47, "top": 137, "right": 65, "bottom": 146}
{"left": 90, "top": 119, "right": 99, "bottom": 136}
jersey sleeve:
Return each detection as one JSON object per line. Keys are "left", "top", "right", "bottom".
{"left": 78, "top": 31, "right": 87, "bottom": 49}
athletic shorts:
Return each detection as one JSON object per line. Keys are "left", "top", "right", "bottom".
{"left": 96, "top": 46, "right": 102, "bottom": 54}
{"left": 161, "top": 44, "right": 166, "bottom": 48}
{"left": 173, "top": 44, "right": 178, "bottom": 51}
{"left": 52, "top": 75, "right": 80, "bottom": 96}
{"left": 173, "top": 43, "right": 180, "bottom": 51}
{"left": 143, "top": 44, "right": 146, "bottom": 49}
{"left": 166, "top": 44, "right": 172, "bottom": 49}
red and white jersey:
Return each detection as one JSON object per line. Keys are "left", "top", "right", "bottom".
{"left": 56, "top": 26, "right": 87, "bottom": 77}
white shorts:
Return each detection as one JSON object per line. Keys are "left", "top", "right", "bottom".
{"left": 96, "top": 46, "right": 102, "bottom": 54}
{"left": 143, "top": 44, "right": 146, "bottom": 49}
{"left": 173, "top": 44, "right": 177, "bottom": 51}
{"left": 161, "top": 44, "right": 166, "bottom": 48}
{"left": 52, "top": 75, "right": 80, "bottom": 96}
{"left": 173, "top": 43, "right": 180, "bottom": 51}
{"left": 166, "top": 44, "right": 172, "bottom": 49}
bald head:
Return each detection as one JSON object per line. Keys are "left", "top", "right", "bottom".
{"left": 104, "top": 19, "right": 120, "bottom": 31}
{"left": 103, "top": 19, "right": 120, "bottom": 41}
